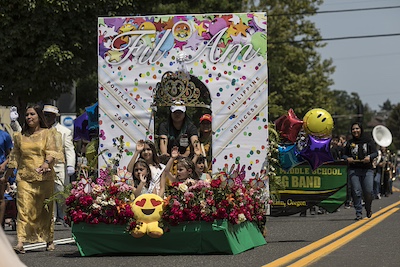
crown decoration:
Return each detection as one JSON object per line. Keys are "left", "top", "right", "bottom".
{"left": 152, "top": 70, "right": 209, "bottom": 108}
{"left": 152, "top": 51, "right": 209, "bottom": 108}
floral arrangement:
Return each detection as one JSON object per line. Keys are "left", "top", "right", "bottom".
{"left": 161, "top": 165, "right": 269, "bottom": 231}
{"left": 65, "top": 136, "right": 270, "bottom": 232}
{"left": 64, "top": 167, "right": 135, "bottom": 225}
{"left": 64, "top": 136, "right": 136, "bottom": 226}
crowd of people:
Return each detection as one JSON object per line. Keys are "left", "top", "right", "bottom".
{"left": 0, "top": 101, "right": 213, "bottom": 254}
{"left": 301, "top": 123, "right": 399, "bottom": 220}
{"left": 1, "top": 100, "right": 399, "bottom": 257}
{"left": 127, "top": 102, "right": 213, "bottom": 197}
{"left": 329, "top": 123, "right": 398, "bottom": 220}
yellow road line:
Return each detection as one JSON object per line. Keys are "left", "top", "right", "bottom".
{"left": 288, "top": 208, "right": 399, "bottom": 266}
{"left": 263, "top": 200, "right": 400, "bottom": 267}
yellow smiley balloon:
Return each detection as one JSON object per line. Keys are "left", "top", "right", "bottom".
{"left": 303, "top": 108, "right": 334, "bottom": 138}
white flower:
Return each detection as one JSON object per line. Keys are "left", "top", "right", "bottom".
{"left": 92, "top": 184, "right": 103, "bottom": 193}
{"left": 238, "top": 213, "right": 247, "bottom": 223}
{"left": 95, "top": 196, "right": 103, "bottom": 204}
{"left": 178, "top": 183, "right": 188, "bottom": 192}
{"left": 108, "top": 199, "right": 116, "bottom": 206}
{"left": 92, "top": 203, "right": 101, "bottom": 209}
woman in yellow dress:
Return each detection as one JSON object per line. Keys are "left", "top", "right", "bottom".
{"left": 4, "top": 105, "right": 64, "bottom": 253}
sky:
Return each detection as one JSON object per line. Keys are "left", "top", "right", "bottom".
{"left": 310, "top": 0, "right": 400, "bottom": 111}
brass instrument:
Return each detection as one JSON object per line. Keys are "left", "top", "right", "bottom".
{"left": 372, "top": 125, "right": 393, "bottom": 189}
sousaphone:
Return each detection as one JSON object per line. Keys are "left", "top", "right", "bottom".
{"left": 372, "top": 125, "right": 392, "bottom": 148}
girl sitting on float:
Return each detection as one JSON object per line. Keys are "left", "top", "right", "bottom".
{"left": 127, "top": 140, "right": 173, "bottom": 198}
{"left": 131, "top": 159, "right": 152, "bottom": 197}
{"left": 192, "top": 153, "right": 212, "bottom": 182}
{"left": 166, "top": 146, "right": 199, "bottom": 183}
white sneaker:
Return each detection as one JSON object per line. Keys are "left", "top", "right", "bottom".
{"left": 377, "top": 193, "right": 381, "bottom": 199}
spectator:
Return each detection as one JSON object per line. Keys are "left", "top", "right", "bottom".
{"left": 330, "top": 136, "right": 342, "bottom": 160}
{"left": 0, "top": 125, "right": 13, "bottom": 225}
{"left": 43, "top": 105, "right": 76, "bottom": 225}
{"left": 4, "top": 105, "right": 64, "bottom": 253}
{"left": 9, "top": 106, "right": 22, "bottom": 133}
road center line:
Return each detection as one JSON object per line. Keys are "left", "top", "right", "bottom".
{"left": 263, "top": 200, "right": 400, "bottom": 267}
{"left": 287, "top": 208, "right": 399, "bottom": 266}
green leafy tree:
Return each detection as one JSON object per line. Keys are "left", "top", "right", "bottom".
{"left": 254, "top": 0, "right": 335, "bottom": 120}
{"left": 153, "top": 0, "right": 244, "bottom": 13}
{"left": 379, "top": 99, "right": 394, "bottom": 112}
{"left": 0, "top": 0, "right": 161, "bottom": 113}
{"left": 329, "top": 90, "right": 369, "bottom": 136}
{"left": 386, "top": 103, "right": 400, "bottom": 150}
{"left": 1, "top": 0, "right": 338, "bottom": 124}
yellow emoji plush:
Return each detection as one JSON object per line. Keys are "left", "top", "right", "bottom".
{"left": 130, "top": 194, "right": 164, "bottom": 238}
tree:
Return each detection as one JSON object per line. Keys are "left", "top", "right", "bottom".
{"left": 0, "top": 0, "right": 162, "bottom": 113}
{"left": 0, "top": 0, "right": 247, "bottom": 115}
{"left": 379, "top": 99, "right": 394, "bottom": 112}
{"left": 386, "top": 103, "right": 400, "bottom": 150}
{"left": 326, "top": 90, "right": 376, "bottom": 138}
{"left": 1, "top": 0, "right": 337, "bottom": 122}
{"left": 252, "top": 0, "right": 335, "bottom": 120}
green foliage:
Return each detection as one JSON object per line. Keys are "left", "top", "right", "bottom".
{"left": 258, "top": 0, "right": 336, "bottom": 120}
{"left": 153, "top": 0, "right": 244, "bottom": 14}
{"left": 386, "top": 103, "right": 400, "bottom": 150}
{"left": 0, "top": 0, "right": 161, "bottom": 111}
{"left": 267, "top": 122, "right": 284, "bottom": 199}
{"left": 380, "top": 99, "right": 394, "bottom": 112}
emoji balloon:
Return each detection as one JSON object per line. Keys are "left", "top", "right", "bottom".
{"left": 303, "top": 108, "right": 334, "bottom": 138}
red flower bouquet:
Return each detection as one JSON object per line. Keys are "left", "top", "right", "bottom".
{"left": 162, "top": 165, "right": 269, "bottom": 231}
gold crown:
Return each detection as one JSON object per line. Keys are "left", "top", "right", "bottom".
{"left": 152, "top": 70, "right": 210, "bottom": 108}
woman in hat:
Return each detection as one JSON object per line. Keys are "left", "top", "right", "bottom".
{"left": 158, "top": 101, "right": 199, "bottom": 158}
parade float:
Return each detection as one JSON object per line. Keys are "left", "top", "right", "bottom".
{"left": 68, "top": 12, "right": 270, "bottom": 256}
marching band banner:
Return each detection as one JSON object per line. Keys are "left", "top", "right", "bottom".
{"left": 270, "top": 162, "right": 347, "bottom": 216}
{"left": 97, "top": 13, "right": 268, "bottom": 177}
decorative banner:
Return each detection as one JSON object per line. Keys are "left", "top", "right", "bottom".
{"left": 270, "top": 162, "right": 347, "bottom": 216}
{"left": 97, "top": 13, "right": 268, "bottom": 176}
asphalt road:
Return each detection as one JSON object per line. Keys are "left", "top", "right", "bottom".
{"left": 5, "top": 179, "right": 400, "bottom": 267}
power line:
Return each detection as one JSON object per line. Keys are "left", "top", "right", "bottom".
{"left": 270, "top": 33, "right": 400, "bottom": 44}
{"left": 330, "top": 52, "right": 400, "bottom": 61}
{"left": 317, "top": 5, "right": 400, "bottom": 14}
{"left": 268, "top": 5, "right": 400, "bottom": 16}
{"left": 319, "top": 33, "right": 400, "bottom": 41}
